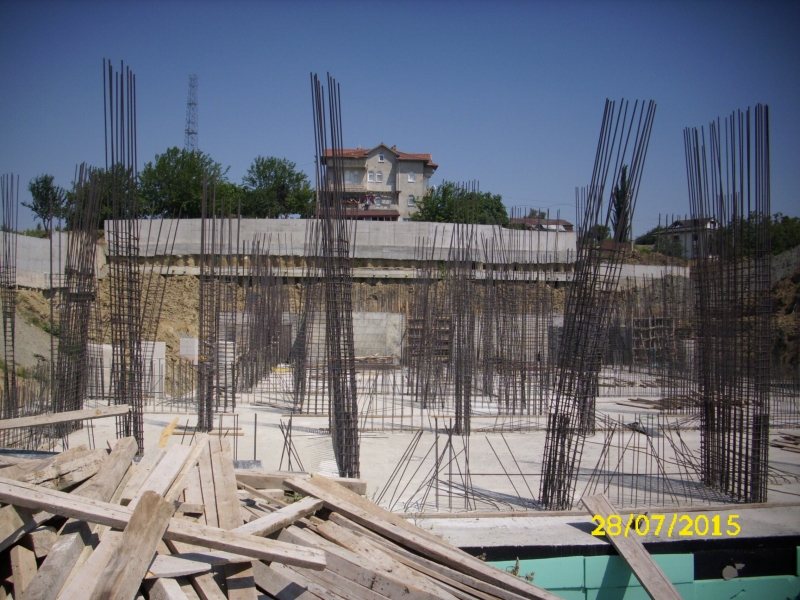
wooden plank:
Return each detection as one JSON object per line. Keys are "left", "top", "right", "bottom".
{"left": 183, "top": 467, "right": 205, "bottom": 525}
{"left": 147, "top": 550, "right": 253, "bottom": 578}
{"left": 0, "top": 405, "right": 130, "bottom": 430}
{"left": 57, "top": 531, "right": 124, "bottom": 600}
{"left": 147, "top": 578, "right": 190, "bottom": 600}
{"left": 284, "top": 477, "right": 557, "bottom": 600}
{"left": 129, "top": 444, "right": 193, "bottom": 510}
{"left": 582, "top": 494, "right": 682, "bottom": 600}
{"left": 160, "top": 418, "right": 181, "bottom": 448}
{"left": 316, "top": 519, "right": 457, "bottom": 600}
{"left": 251, "top": 561, "right": 320, "bottom": 600}
{"left": 209, "top": 438, "right": 257, "bottom": 600}
{"left": 280, "top": 525, "right": 442, "bottom": 600}
{"left": 11, "top": 544, "right": 37, "bottom": 595}
{"left": 235, "top": 471, "right": 367, "bottom": 495}
{"left": 233, "top": 497, "right": 323, "bottom": 537}
{"left": 209, "top": 438, "right": 240, "bottom": 529}
{"left": 189, "top": 572, "right": 228, "bottom": 600}
{"left": 178, "top": 578, "right": 203, "bottom": 600}
{"left": 328, "top": 513, "right": 534, "bottom": 600}
{"left": 286, "top": 564, "right": 387, "bottom": 600}
{"left": 165, "top": 436, "right": 209, "bottom": 504}
{"left": 121, "top": 447, "right": 167, "bottom": 505}
{"left": 0, "top": 477, "right": 326, "bottom": 568}
{"left": 27, "top": 525, "right": 58, "bottom": 558}
{"left": 196, "top": 442, "right": 218, "bottom": 528}
{"left": 89, "top": 491, "right": 176, "bottom": 600}
{"left": 268, "top": 563, "right": 346, "bottom": 600}
{"left": 20, "top": 436, "right": 139, "bottom": 600}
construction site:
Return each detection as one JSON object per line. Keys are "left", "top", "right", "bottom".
{"left": 0, "top": 64, "right": 799, "bottom": 600}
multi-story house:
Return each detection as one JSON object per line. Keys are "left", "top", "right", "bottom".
{"left": 322, "top": 143, "right": 437, "bottom": 220}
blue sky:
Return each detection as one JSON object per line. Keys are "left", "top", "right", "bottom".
{"left": 1, "top": 0, "right": 798, "bottom": 234}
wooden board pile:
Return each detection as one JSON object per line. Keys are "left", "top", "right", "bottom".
{"left": 770, "top": 430, "right": 800, "bottom": 454}
{"left": 0, "top": 435, "right": 559, "bottom": 600}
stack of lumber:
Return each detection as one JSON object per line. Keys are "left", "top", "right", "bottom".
{"left": 770, "top": 430, "right": 800, "bottom": 453}
{"left": 0, "top": 436, "right": 558, "bottom": 600}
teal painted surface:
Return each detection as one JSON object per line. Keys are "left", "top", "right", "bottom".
{"left": 490, "top": 556, "right": 583, "bottom": 589}
{"left": 797, "top": 546, "right": 799, "bottom": 577}
{"left": 585, "top": 582, "right": 694, "bottom": 600}
{"left": 694, "top": 576, "right": 800, "bottom": 600}
{"left": 488, "top": 554, "right": 800, "bottom": 599}
{"left": 584, "top": 554, "right": 693, "bottom": 588}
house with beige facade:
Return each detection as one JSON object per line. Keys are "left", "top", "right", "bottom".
{"left": 321, "top": 143, "right": 437, "bottom": 220}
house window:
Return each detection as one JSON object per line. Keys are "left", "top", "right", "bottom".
{"left": 408, "top": 194, "right": 416, "bottom": 207}
{"left": 368, "top": 171, "right": 375, "bottom": 182}
{"left": 378, "top": 152, "right": 385, "bottom": 162}
{"left": 376, "top": 171, "right": 383, "bottom": 183}
{"left": 408, "top": 171, "right": 415, "bottom": 183}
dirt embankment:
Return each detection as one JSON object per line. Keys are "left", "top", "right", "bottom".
{"left": 773, "top": 266, "right": 800, "bottom": 373}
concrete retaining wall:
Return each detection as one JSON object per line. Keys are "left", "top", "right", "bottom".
{"left": 108, "top": 218, "right": 577, "bottom": 263}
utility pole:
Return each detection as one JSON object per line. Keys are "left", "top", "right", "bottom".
{"left": 184, "top": 75, "right": 198, "bottom": 151}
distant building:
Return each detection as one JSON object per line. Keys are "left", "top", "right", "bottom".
{"left": 655, "top": 218, "right": 718, "bottom": 259}
{"left": 321, "top": 143, "right": 437, "bottom": 220}
{"left": 509, "top": 218, "right": 574, "bottom": 232}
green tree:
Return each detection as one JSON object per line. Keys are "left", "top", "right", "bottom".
{"left": 610, "top": 165, "right": 631, "bottom": 242}
{"left": 527, "top": 208, "right": 546, "bottom": 219}
{"left": 24, "top": 174, "right": 66, "bottom": 233}
{"left": 411, "top": 181, "right": 509, "bottom": 226}
{"left": 634, "top": 225, "right": 665, "bottom": 245}
{"left": 139, "top": 148, "right": 228, "bottom": 218}
{"left": 771, "top": 213, "right": 800, "bottom": 255}
{"left": 241, "top": 157, "right": 314, "bottom": 218}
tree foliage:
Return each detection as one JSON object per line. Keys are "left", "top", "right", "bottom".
{"left": 138, "top": 148, "right": 228, "bottom": 218}
{"left": 634, "top": 225, "right": 664, "bottom": 245}
{"left": 610, "top": 165, "right": 631, "bottom": 242}
{"left": 411, "top": 181, "right": 509, "bottom": 226}
{"left": 241, "top": 157, "right": 314, "bottom": 218}
{"left": 24, "top": 174, "right": 66, "bottom": 232}
{"left": 771, "top": 213, "right": 800, "bottom": 255}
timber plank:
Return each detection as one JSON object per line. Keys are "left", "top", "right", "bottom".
{"left": 165, "top": 436, "right": 209, "bottom": 504}
{"left": 281, "top": 525, "right": 442, "bottom": 600}
{"left": 284, "top": 477, "right": 558, "bottom": 600}
{"left": 10, "top": 544, "right": 37, "bottom": 596}
{"left": 328, "top": 513, "right": 528, "bottom": 600}
{"left": 196, "top": 442, "right": 218, "bottom": 528}
{"left": 121, "top": 447, "right": 167, "bottom": 505}
{"left": 251, "top": 560, "right": 320, "bottom": 600}
{"left": 0, "top": 477, "right": 326, "bottom": 568}
{"left": 147, "top": 578, "right": 191, "bottom": 600}
{"left": 89, "top": 491, "right": 175, "bottom": 600}
{"left": 582, "top": 494, "right": 682, "bottom": 600}
{"left": 269, "top": 563, "right": 346, "bottom": 600}
{"left": 57, "top": 531, "right": 123, "bottom": 600}
{"left": 20, "top": 437, "right": 138, "bottom": 600}
{"left": 129, "top": 444, "right": 192, "bottom": 510}
{"left": 0, "top": 405, "right": 129, "bottom": 430}
{"left": 316, "top": 519, "right": 458, "bottom": 600}
{"left": 233, "top": 497, "right": 322, "bottom": 537}
{"left": 209, "top": 438, "right": 257, "bottom": 600}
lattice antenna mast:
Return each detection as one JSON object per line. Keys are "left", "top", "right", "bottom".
{"left": 184, "top": 75, "right": 198, "bottom": 151}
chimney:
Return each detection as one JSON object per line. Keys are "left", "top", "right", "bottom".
{"left": 391, "top": 145, "right": 396, "bottom": 150}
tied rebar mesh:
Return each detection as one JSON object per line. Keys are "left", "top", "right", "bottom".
{"left": 104, "top": 59, "right": 144, "bottom": 450}
{"left": 302, "top": 73, "right": 360, "bottom": 478}
{"left": 52, "top": 164, "right": 102, "bottom": 435}
{"left": 685, "top": 105, "right": 772, "bottom": 503}
{"left": 540, "top": 99, "right": 657, "bottom": 510}
{"left": 0, "top": 174, "right": 20, "bottom": 447}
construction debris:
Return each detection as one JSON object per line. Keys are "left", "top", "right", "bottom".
{"left": 0, "top": 435, "right": 556, "bottom": 600}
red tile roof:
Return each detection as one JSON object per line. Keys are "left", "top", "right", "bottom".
{"left": 322, "top": 146, "right": 437, "bottom": 168}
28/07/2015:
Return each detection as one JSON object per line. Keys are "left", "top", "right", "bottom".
{"left": 590, "top": 513, "right": 741, "bottom": 537}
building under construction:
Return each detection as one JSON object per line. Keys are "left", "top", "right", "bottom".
{"left": 0, "top": 64, "right": 799, "bottom": 598}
